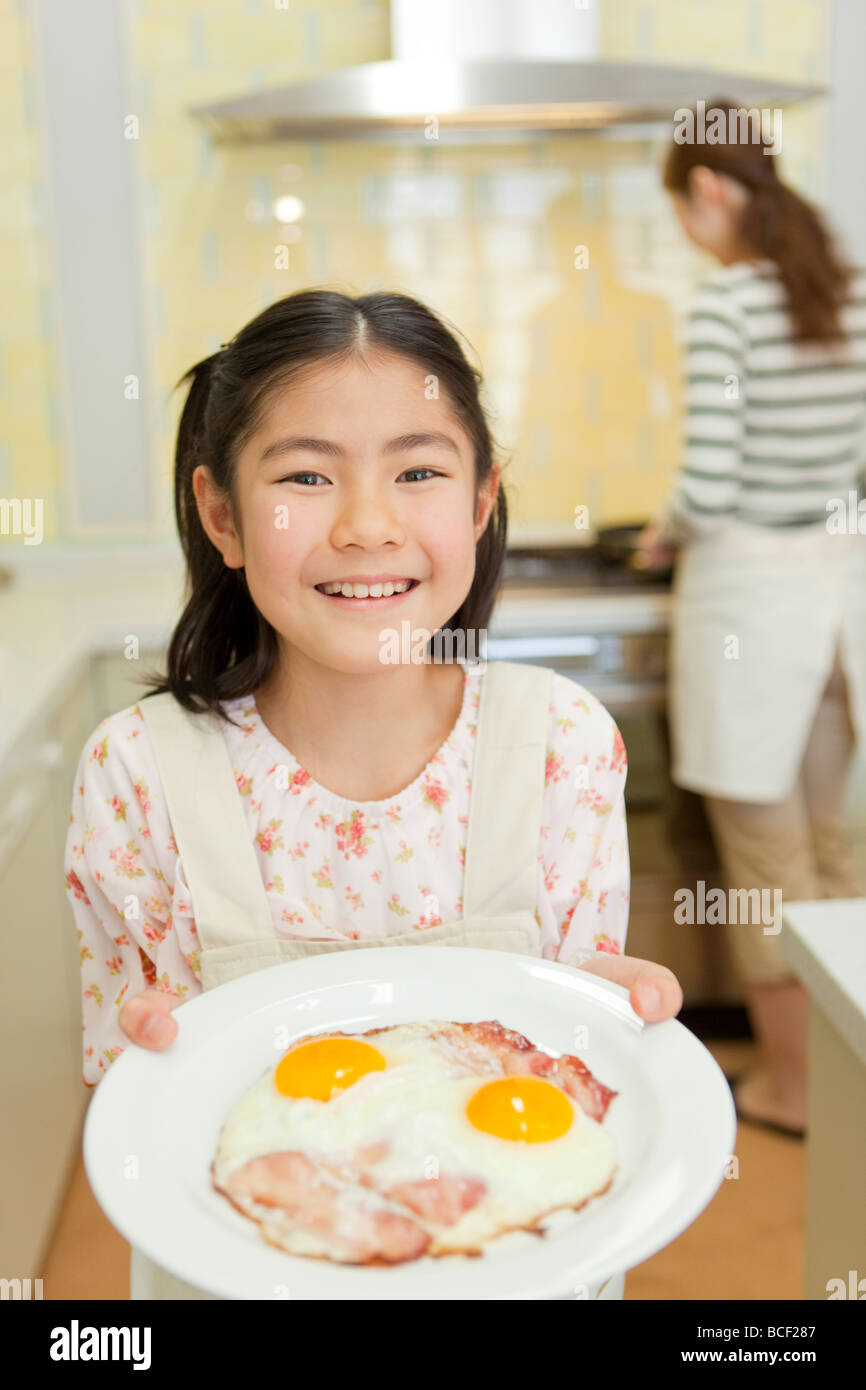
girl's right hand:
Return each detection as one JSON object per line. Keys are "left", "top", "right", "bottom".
{"left": 118, "top": 989, "right": 184, "bottom": 1050}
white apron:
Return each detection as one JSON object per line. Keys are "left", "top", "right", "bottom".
{"left": 131, "top": 659, "right": 625, "bottom": 1301}
{"left": 669, "top": 519, "right": 866, "bottom": 802}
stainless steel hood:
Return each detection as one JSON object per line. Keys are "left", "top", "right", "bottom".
{"left": 189, "top": 60, "right": 822, "bottom": 142}
{"left": 189, "top": 0, "right": 821, "bottom": 143}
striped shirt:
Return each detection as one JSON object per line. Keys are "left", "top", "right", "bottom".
{"left": 656, "top": 258, "right": 866, "bottom": 540}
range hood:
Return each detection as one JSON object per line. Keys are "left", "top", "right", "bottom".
{"left": 189, "top": 0, "right": 822, "bottom": 142}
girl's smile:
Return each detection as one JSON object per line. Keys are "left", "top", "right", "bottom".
{"left": 314, "top": 575, "right": 421, "bottom": 611}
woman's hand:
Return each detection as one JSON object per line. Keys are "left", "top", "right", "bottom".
{"left": 118, "top": 988, "right": 185, "bottom": 1049}
{"left": 576, "top": 953, "right": 683, "bottom": 1023}
{"left": 634, "top": 522, "right": 678, "bottom": 571}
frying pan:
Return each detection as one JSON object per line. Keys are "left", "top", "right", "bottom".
{"left": 595, "top": 522, "right": 676, "bottom": 584}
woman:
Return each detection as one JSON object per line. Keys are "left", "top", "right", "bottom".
{"left": 640, "top": 99, "right": 866, "bottom": 1136}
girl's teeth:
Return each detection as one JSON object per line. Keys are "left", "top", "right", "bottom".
{"left": 320, "top": 579, "right": 412, "bottom": 598}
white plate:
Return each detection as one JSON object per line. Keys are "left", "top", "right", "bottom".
{"left": 83, "top": 947, "right": 736, "bottom": 1300}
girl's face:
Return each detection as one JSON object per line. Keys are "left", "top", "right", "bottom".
{"left": 194, "top": 349, "right": 499, "bottom": 677}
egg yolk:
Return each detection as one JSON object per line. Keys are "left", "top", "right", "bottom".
{"left": 274, "top": 1037, "right": 387, "bottom": 1101}
{"left": 466, "top": 1076, "right": 574, "bottom": 1142}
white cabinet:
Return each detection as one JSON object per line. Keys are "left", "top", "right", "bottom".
{"left": 0, "top": 652, "right": 163, "bottom": 1274}
{"left": 90, "top": 649, "right": 167, "bottom": 722}
{"left": 0, "top": 666, "right": 98, "bottom": 1272}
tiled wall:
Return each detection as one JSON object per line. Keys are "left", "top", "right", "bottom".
{"left": 1, "top": 0, "right": 829, "bottom": 543}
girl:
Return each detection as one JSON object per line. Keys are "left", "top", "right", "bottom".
{"left": 639, "top": 101, "right": 866, "bottom": 1136}
{"left": 65, "top": 288, "right": 682, "bottom": 1296}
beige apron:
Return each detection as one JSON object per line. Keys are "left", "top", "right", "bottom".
{"left": 670, "top": 519, "right": 866, "bottom": 802}
{"left": 131, "top": 659, "right": 624, "bottom": 1301}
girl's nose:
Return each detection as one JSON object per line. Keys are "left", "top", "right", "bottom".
{"left": 331, "top": 492, "right": 406, "bottom": 549}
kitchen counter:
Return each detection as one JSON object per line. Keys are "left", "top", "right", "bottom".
{"left": 781, "top": 899, "right": 866, "bottom": 1300}
{"left": 0, "top": 541, "right": 672, "bottom": 786}
{"left": 0, "top": 543, "right": 189, "bottom": 785}
{"left": 782, "top": 899, "right": 866, "bottom": 1069}
{"left": 490, "top": 585, "right": 671, "bottom": 637}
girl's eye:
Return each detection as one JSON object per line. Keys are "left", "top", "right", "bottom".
{"left": 277, "top": 472, "right": 328, "bottom": 486}
{"left": 400, "top": 467, "right": 442, "bottom": 482}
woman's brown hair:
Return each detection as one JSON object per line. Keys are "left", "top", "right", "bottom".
{"left": 140, "top": 289, "right": 507, "bottom": 724}
{"left": 664, "top": 96, "right": 854, "bottom": 343}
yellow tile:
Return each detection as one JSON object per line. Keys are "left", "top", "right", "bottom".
{"left": 196, "top": 12, "right": 306, "bottom": 69}
{"left": 0, "top": 17, "right": 31, "bottom": 75}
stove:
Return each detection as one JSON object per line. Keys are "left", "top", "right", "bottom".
{"left": 500, "top": 544, "right": 671, "bottom": 594}
{"left": 487, "top": 547, "right": 671, "bottom": 718}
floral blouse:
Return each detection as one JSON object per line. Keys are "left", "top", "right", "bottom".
{"left": 64, "top": 663, "right": 630, "bottom": 1088}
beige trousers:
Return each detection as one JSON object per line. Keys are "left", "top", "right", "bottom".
{"left": 703, "top": 641, "right": 866, "bottom": 987}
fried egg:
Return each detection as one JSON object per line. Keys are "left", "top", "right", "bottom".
{"left": 212, "top": 1021, "right": 619, "bottom": 1263}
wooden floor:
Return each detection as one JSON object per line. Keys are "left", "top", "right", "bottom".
{"left": 41, "top": 1037, "right": 805, "bottom": 1301}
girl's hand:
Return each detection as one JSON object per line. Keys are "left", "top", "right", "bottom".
{"left": 118, "top": 988, "right": 184, "bottom": 1050}
{"left": 576, "top": 953, "right": 683, "bottom": 1023}
{"left": 115, "top": 959, "right": 682, "bottom": 1051}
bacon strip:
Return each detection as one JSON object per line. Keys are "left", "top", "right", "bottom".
{"left": 442, "top": 1020, "right": 619, "bottom": 1123}
{"left": 381, "top": 1174, "right": 487, "bottom": 1226}
{"left": 222, "top": 1151, "right": 431, "bottom": 1264}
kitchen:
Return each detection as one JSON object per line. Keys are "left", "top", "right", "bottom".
{"left": 2, "top": 0, "right": 866, "bottom": 1320}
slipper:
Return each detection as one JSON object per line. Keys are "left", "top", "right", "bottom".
{"left": 728, "top": 1071, "right": 806, "bottom": 1140}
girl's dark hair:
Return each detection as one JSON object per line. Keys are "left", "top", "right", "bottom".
{"left": 140, "top": 289, "right": 507, "bottom": 722}
{"left": 664, "top": 97, "right": 854, "bottom": 343}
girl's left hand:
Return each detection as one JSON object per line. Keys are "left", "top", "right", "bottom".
{"left": 576, "top": 953, "right": 683, "bottom": 1023}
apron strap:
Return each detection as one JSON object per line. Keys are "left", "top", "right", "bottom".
{"left": 139, "top": 658, "right": 554, "bottom": 951}
{"left": 461, "top": 660, "right": 553, "bottom": 920}
{"left": 139, "top": 692, "right": 276, "bottom": 950}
